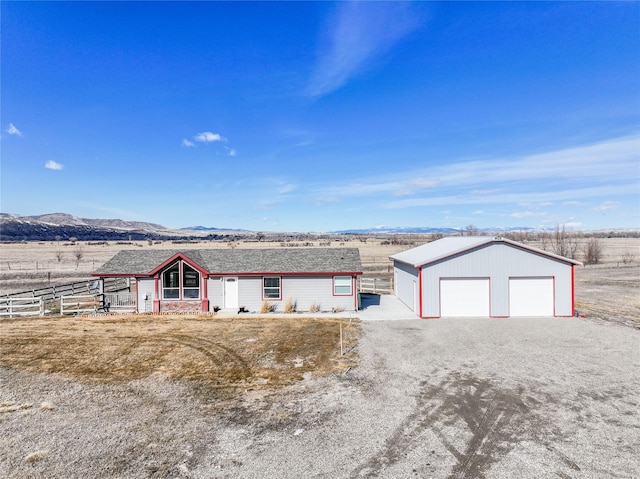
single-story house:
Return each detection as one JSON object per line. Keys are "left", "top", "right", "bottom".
{"left": 93, "top": 248, "right": 362, "bottom": 313}
{"left": 390, "top": 236, "right": 582, "bottom": 318}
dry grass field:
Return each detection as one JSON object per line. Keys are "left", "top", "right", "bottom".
{"left": 0, "top": 315, "right": 358, "bottom": 397}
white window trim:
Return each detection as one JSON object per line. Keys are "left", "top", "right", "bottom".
{"left": 333, "top": 275, "right": 352, "bottom": 296}
{"left": 262, "top": 276, "right": 282, "bottom": 300}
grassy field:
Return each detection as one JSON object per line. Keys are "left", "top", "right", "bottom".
{"left": 0, "top": 314, "right": 359, "bottom": 397}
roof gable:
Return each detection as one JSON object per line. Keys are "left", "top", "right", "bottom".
{"left": 148, "top": 252, "right": 209, "bottom": 276}
{"left": 94, "top": 247, "right": 362, "bottom": 276}
{"left": 390, "top": 236, "right": 582, "bottom": 268}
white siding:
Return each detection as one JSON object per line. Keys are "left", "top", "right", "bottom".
{"left": 219, "top": 275, "right": 358, "bottom": 312}
{"left": 420, "top": 243, "right": 574, "bottom": 318}
{"left": 394, "top": 261, "right": 420, "bottom": 313}
{"left": 137, "top": 278, "right": 155, "bottom": 313}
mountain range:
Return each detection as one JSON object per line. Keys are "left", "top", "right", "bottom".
{"left": 0, "top": 213, "right": 212, "bottom": 242}
{"left": 1, "top": 212, "right": 621, "bottom": 242}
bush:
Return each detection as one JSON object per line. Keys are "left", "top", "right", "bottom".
{"left": 583, "top": 238, "right": 603, "bottom": 265}
{"left": 284, "top": 297, "right": 296, "bottom": 313}
{"left": 260, "top": 301, "right": 276, "bottom": 313}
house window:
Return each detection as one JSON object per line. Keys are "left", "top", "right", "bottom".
{"left": 162, "top": 261, "right": 200, "bottom": 300}
{"left": 263, "top": 277, "right": 281, "bottom": 299}
{"left": 182, "top": 264, "right": 200, "bottom": 299}
{"left": 333, "top": 276, "right": 352, "bottom": 295}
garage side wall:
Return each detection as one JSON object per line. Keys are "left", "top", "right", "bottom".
{"left": 394, "top": 261, "right": 420, "bottom": 313}
{"left": 421, "top": 243, "right": 573, "bottom": 317}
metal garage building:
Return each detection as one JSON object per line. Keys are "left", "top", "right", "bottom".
{"left": 390, "top": 237, "right": 582, "bottom": 318}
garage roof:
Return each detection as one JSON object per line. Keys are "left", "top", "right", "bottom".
{"left": 390, "top": 236, "right": 582, "bottom": 268}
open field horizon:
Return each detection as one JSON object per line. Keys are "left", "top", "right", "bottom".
{"left": 1, "top": 236, "right": 638, "bottom": 328}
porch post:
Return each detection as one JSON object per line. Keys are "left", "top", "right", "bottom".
{"left": 201, "top": 274, "right": 209, "bottom": 312}
{"left": 153, "top": 274, "right": 160, "bottom": 312}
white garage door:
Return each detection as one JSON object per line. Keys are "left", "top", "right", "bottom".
{"left": 440, "top": 278, "right": 490, "bottom": 317}
{"left": 509, "top": 277, "right": 554, "bottom": 317}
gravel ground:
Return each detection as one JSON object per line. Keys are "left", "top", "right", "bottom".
{"left": 2, "top": 313, "right": 639, "bottom": 478}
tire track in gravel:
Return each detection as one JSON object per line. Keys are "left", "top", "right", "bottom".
{"left": 350, "top": 372, "right": 580, "bottom": 479}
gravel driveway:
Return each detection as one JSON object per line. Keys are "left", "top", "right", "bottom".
{"left": 2, "top": 315, "right": 639, "bottom": 478}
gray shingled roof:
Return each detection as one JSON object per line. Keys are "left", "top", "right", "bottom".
{"left": 94, "top": 248, "right": 362, "bottom": 276}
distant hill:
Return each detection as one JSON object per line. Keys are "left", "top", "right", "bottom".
{"left": 0, "top": 213, "right": 211, "bottom": 242}
{"left": 180, "top": 225, "right": 249, "bottom": 233}
{"left": 329, "top": 225, "right": 540, "bottom": 234}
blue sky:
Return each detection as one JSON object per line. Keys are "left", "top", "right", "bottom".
{"left": 2, "top": 1, "right": 639, "bottom": 232}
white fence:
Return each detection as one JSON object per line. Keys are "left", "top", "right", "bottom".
{"left": 103, "top": 292, "right": 136, "bottom": 311}
{"left": 60, "top": 294, "right": 102, "bottom": 315}
{"left": 0, "top": 297, "right": 44, "bottom": 318}
{"left": 358, "top": 277, "right": 393, "bottom": 294}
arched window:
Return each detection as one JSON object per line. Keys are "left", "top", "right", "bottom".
{"left": 161, "top": 261, "right": 200, "bottom": 300}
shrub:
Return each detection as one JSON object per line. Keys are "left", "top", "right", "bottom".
{"left": 284, "top": 297, "right": 296, "bottom": 313}
{"left": 583, "top": 238, "right": 603, "bottom": 265}
{"left": 309, "top": 302, "right": 320, "bottom": 313}
{"left": 260, "top": 301, "right": 276, "bottom": 313}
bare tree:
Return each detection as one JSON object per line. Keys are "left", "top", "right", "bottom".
{"left": 256, "top": 231, "right": 265, "bottom": 242}
{"left": 54, "top": 236, "right": 64, "bottom": 262}
{"left": 582, "top": 238, "right": 603, "bottom": 265}
{"left": 465, "top": 225, "right": 479, "bottom": 236}
{"left": 621, "top": 250, "right": 637, "bottom": 265}
{"left": 551, "top": 224, "right": 579, "bottom": 259}
{"left": 226, "top": 237, "right": 238, "bottom": 250}
{"left": 73, "top": 243, "right": 84, "bottom": 268}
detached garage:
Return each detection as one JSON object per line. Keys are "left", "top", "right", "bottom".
{"left": 390, "top": 237, "right": 582, "bottom": 318}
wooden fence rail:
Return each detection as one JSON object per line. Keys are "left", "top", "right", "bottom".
{"left": 60, "top": 294, "right": 100, "bottom": 315}
{"left": 0, "top": 297, "right": 44, "bottom": 318}
{"left": 0, "top": 277, "right": 129, "bottom": 302}
{"left": 358, "top": 277, "right": 393, "bottom": 294}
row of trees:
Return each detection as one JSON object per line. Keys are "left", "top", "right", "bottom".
{"left": 464, "top": 224, "right": 612, "bottom": 265}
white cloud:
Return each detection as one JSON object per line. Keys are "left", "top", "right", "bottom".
{"left": 594, "top": 201, "right": 620, "bottom": 211}
{"left": 313, "top": 134, "right": 640, "bottom": 209}
{"left": 182, "top": 139, "right": 195, "bottom": 148}
{"left": 45, "top": 160, "right": 63, "bottom": 170}
{"left": 409, "top": 177, "right": 439, "bottom": 189}
{"left": 510, "top": 211, "right": 546, "bottom": 218}
{"left": 6, "top": 123, "right": 22, "bottom": 136}
{"left": 308, "top": 2, "right": 423, "bottom": 97}
{"left": 195, "top": 131, "right": 223, "bottom": 143}
{"left": 278, "top": 183, "right": 296, "bottom": 194}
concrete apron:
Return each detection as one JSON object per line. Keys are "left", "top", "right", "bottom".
{"left": 357, "top": 293, "right": 419, "bottom": 321}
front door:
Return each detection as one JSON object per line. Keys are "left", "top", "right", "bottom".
{"left": 224, "top": 277, "right": 239, "bottom": 309}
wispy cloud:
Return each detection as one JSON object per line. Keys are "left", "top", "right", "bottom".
{"left": 195, "top": 131, "right": 223, "bottom": 143}
{"left": 312, "top": 135, "right": 639, "bottom": 208}
{"left": 594, "top": 201, "right": 620, "bottom": 211}
{"left": 45, "top": 160, "right": 63, "bottom": 170}
{"left": 6, "top": 123, "right": 23, "bottom": 136}
{"left": 184, "top": 131, "right": 236, "bottom": 155}
{"left": 308, "top": 2, "right": 423, "bottom": 97}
